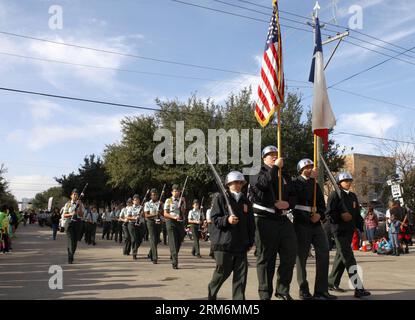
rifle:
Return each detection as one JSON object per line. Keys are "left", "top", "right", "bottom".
{"left": 155, "top": 184, "right": 166, "bottom": 224}
{"left": 177, "top": 176, "right": 189, "bottom": 221}
{"left": 206, "top": 153, "right": 236, "bottom": 217}
{"left": 72, "top": 183, "right": 88, "bottom": 220}
{"left": 135, "top": 189, "right": 150, "bottom": 226}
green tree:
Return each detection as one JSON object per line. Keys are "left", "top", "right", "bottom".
{"left": 32, "top": 187, "right": 68, "bottom": 210}
{"left": 0, "top": 164, "right": 18, "bottom": 211}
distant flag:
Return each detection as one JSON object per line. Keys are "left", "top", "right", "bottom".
{"left": 255, "top": 1, "right": 285, "bottom": 127}
{"left": 309, "top": 17, "right": 336, "bottom": 150}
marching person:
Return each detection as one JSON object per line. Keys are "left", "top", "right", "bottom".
{"left": 250, "top": 145, "right": 297, "bottom": 300}
{"left": 88, "top": 206, "right": 99, "bottom": 246}
{"left": 101, "top": 207, "right": 112, "bottom": 240}
{"left": 208, "top": 171, "right": 255, "bottom": 300}
{"left": 164, "top": 184, "right": 186, "bottom": 269}
{"left": 188, "top": 199, "right": 203, "bottom": 258}
{"left": 144, "top": 189, "right": 163, "bottom": 264}
{"left": 128, "top": 195, "right": 145, "bottom": 260}
{"left": 116, "top": 203, "right": 124, "bottom": 244}
{"left": 327, "top": 172, "right": 371, "bottom": 298}
{"left": 110, "top": 205, "right": 118, "bottom": 241}
{"left": 120, "top": 199, "right": 132, "bottom": 256}
{"left": 51, "top": 207, "right": 61, "bottom": 241}
{"left": 293, "top": 159, "right": 336, "bottom": 300}
{"left": 206, "top": 202, "right": 214, "bottom": 259}
{"left": 62, "top": 189, "right": 85, "bottom": 264}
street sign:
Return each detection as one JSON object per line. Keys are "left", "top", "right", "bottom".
{"left": 391, "top": 183, "right": 402, "bottom": 199}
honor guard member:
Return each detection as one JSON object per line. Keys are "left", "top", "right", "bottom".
{"left": 293, "top": 159, "right": 336, "bottom": 300}
{"left": 205, "top": 201, "right": 214, "bottom": 258}
{"left": 110, "top": 205, "right": 118, "bottom": 241}
{"left": 144, "top": 189, "right": 162, "bottom": 264}
{"left": 250, "top": 145, "right": 298, "bottom": 300}
{"left": 208, "top": 171, "right": 255, "bottom": 300}
{"left": 101, "top": 207, "right": 112, "bottom": 240}
{"left": 188, "top": 199, "right": 203, "bottom": 258}
{"left": 128, "top": 195, "right": 145, "bottom": 260}
{"left": 164, "top": 184, "right": 187, "bottom": 269}
{"left": 120, "top": 199, "right": 132, "bottom": 256}
{"left": 116, "top": 203, "right": 124, "bottom": 243}
{"left": 88, "top": 206, "right": 99, "bottom": 246}
{"left": 327, "top": 172, "right": 371, "bottom": 298}
{"left": 62, "top": 189, "right": 85, "bottom": 264}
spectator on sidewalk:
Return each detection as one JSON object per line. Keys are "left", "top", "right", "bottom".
{"left": 387, "top": 213, "right": 401, "bottom": 256}
{"left": 365, "top": 206, "right": 378, "bottom": 248}
{"left": 0, "top": 205, "right": 10, "bottom": 254}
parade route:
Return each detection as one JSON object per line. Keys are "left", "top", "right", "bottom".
{"left": 1, "top": 224, "right": 414, "bottom": 300}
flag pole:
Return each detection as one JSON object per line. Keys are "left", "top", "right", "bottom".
{"left": 273, "top": 0, "right": 283, "bottom": 201}
{"left": 312, "top": 134, "right": 317, "bottom": 216}
{"left": 277, "top": 106, "right": 282, "bottom": 201}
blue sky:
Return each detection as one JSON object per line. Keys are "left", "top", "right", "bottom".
{"left": 0, "top": 0, "right": 414, "bottom": 201}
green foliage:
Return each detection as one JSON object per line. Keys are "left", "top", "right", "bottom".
{"left": 32, "top": 187, "right": 67, "bottom": 210}
{"left": 0, "top": 164, "right": 18, "bottom": 211}
{"left": 102, "top": 89, "right": 345, "bottom": 202}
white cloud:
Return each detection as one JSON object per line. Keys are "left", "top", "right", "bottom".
{"left": 335, "top": 112, "right": 398, "bottom": 137}
{"left": 29, "top": 99, "right": 64, "bottom": 121}
{"left": 202, "top": 74, "right": 259, "bottom": 103}
{"left": 8, "top": 113, "right": 124, "bottom": 151}
{"left": 8, "top": 175, "right": 60, "bottom": 201}
{"left": 28, "top": 35, "right": 128, "bottom": 88}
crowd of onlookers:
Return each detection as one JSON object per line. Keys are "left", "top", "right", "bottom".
{"left": 359, "top": 201, "right": 413, "bottom": 256}
{"left": 0, "top": 205, "right": 20, "bottom": 254}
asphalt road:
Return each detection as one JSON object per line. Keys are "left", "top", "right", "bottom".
{"left": 1, "top": 224, "right": 414, "bottom": 300}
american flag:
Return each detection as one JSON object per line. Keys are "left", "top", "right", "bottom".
{"left": 255, "top": 2, "right": 285, "bottom": 128}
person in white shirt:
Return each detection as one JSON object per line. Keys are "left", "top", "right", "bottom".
{"left": 188, "top": 199, "right": 203, "bottom": 258}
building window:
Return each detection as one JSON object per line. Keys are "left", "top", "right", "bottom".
{"left": 361, "top": 166, "right": 367, "bottom": 178}
{"left": 361, "top": 185, "right": 368, "bottom": 196}
{"left": 373, "top": 167, "right": 379, "bottom": 177}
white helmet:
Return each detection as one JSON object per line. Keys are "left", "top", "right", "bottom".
{"left": 225, "top": 171, "right": 246, "bottom": 185}
{"left": 262, "top": 145, "right": 278, "bottom": 158}
{"left": 336, "top": 172, "right": 353, "bottom": 183}
{"left": 297, "top": 158, "right": 314, "bottom": 173}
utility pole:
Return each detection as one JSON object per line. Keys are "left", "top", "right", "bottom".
{"left": 308, "top": 1, "right": 349, "bottom": 191}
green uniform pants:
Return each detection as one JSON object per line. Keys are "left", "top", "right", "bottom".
{"left": 295, "top": 223, "right": 329, "bottom": 294}
{"left": 255, "top": 216, "right": 297, "bottom": 299}
{"left": 166, "top": 219, "right": 185, "bottom": 266}
{"left": 146, "top": 219, "right": 158, "bottom": 261}
{"left": 208, "top": 251, "right": 248, "bottom": 300}
{"left": 128, "top": 223, "right": 144, "bottom": 255}
{"left": 123, "top": 223, "right": 131, "bottom": 255}
{"left": 191, "top": 224, "right": 200, "bottom": 256}
{"left": 66, "top": 220, "right": 81, "bottom": 260}
{"left": 328, "top": 231, "right": 362, "bottom": 289}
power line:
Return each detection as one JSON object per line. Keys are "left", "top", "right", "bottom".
{"left": 0, "top": 86, "right": 160, "bottom": 112}
{"left": 328, "top": 44, "right": 415, "bottom": 88}
{"left": 0, "top": 85, "right": 412, "bottom": 148}
{"left": 331, "top": 88, "right": 415, "bottom": 112}
{"left": 238, "top": 0, "right": 415, "bottom": 57}
{"left": 334, "top": 132, "right": 415, "bottom": 145}
{"left": 212, "top": 0, "right": 415, "bottom": 61}
{"left": 0, "top": 30, "right": 255, "bottom": 76}
{"left": 169, "top": 0, "right": 415, "bottom": 67}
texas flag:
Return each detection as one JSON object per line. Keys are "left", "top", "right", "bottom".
{"left": 309, "top": 17, "right": 336, "bottom": 150}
